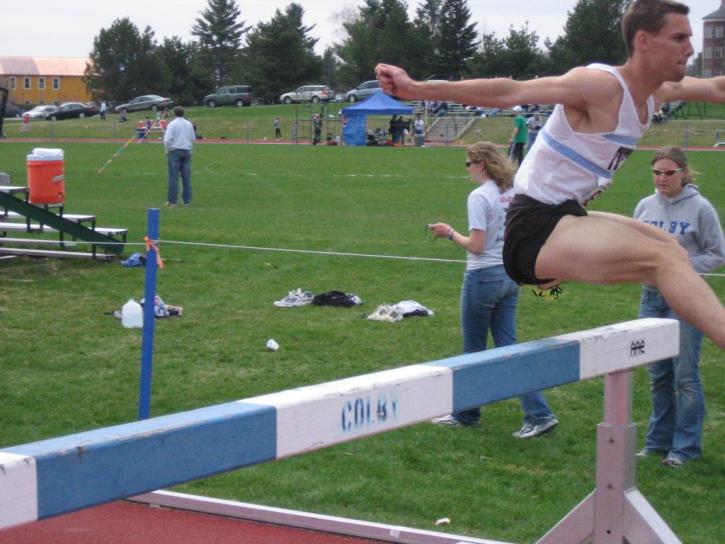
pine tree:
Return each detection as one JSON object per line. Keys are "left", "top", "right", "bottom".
{"left": 191, "top": 0, "right": 251, "bottom": 86}
{"left": 433, "top": 0, "right": 478, "bottom": 78}
{"left": 335, "top": 0, "right": 425, "bottom": 87}
{"left": 243, "top": 3, "right": 321, "bottom": 102}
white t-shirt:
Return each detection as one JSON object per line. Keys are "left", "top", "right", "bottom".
{"left": 466, "top": 180, "right": 515, "bottom": 270}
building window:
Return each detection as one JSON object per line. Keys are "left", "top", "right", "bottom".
{"left": 52, "top": 77, "right": 60, "bottom": 90}
{"left": 704, "top": 47, "right": 713, "bottom": 59}
{"left": 716, "top": 26, "right": 724, "bottom": 39}
{"left": 715, "top": 47, "right": 723, "bottom": 58}
{"left": 9, "top": 76, "right": 16, "bottom": 89}
{"left": 24, "top": 77, "right": 31, "bottom": 90}
{"left": 38, "top": 77, "right": 46, "bottom": 90}
{"left": 706, "top": 26, "right": 713, "bottom": 39}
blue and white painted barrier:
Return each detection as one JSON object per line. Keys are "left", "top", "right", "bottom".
{"left": 0, "top": 318, "right": 678, "bottom": 531}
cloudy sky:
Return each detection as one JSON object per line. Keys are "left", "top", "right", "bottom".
{"left": 1, "top": 0, "right": 713, "bottom": 60}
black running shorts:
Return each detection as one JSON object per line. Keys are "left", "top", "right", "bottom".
{"left": 503, "top": 194, "right": 587, "bottom": 285}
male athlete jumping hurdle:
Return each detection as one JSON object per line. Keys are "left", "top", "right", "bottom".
{"left": 376, "top": 0, "right": 725, "bottom": 350}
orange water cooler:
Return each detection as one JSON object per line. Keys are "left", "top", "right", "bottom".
{"left": 27, "top": 148, "right": 65, "bottom": 204}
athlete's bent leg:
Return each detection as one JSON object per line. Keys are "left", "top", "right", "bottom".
{"left": 535, "top": 214, "right": 725, "bottom": 349}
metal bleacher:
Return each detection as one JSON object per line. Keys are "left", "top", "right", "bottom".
{"left": 0, "top": 182, "right": 127, "bottom": 260}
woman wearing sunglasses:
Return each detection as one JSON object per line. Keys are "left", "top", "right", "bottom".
{"left": 427, "top": 142, "right": 558, "bottom": 438}
{"left": 634, "top": 146, "right": 725, "bottom": 467}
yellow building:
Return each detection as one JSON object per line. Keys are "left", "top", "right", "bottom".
{"left": 0, "top": 56, "right": 92, "bottom": 107}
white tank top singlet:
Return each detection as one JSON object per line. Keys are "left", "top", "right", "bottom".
{"left": 513, "top": 64, "right": 654, "bottom": 205}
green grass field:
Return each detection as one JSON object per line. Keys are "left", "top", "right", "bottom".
{"left": 0, "top": 141, "right": 723, "bottom": 543}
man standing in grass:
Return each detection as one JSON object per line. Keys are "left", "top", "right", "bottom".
{"left": 507, "top": 106, "right": 527, "bottom": 168}
{"left": 164, "top": 106, "right": 195, "bottom": 207}
{"left": 376, "top": 0, "right": 725, "bottom": 350}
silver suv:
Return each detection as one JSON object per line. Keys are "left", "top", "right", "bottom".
{"left": 279, "top": 85, "right": 333, "bottom": 104}
{"left": 344, "top": 80, "right": 381, "bottom": 103}
{"left": 204, "top": 85, "right": 252, "bottom": 107}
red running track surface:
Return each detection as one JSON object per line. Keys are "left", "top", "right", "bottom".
{"left": 0, "top": 501, "right": 387, "bottom": 544}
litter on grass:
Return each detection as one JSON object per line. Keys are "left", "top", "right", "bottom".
{"left": 312, "top": 290, "right": 362, "bottom": 307}
{"left": 121, "top": 253, "right": 146, "bottom": 267}
{"left": 273, "top": 289, "right": 362, "bottom": 308}
{"left": 367, "top": 300, "right": 433, "bottom": 323}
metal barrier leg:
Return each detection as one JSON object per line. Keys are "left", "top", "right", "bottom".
{"left": 537, "top": 371, "right": 681, "bottom": 544}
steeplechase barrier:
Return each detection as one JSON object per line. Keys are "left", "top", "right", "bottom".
{"left": 0, "top": 318, "right": 683, "bottom": 543}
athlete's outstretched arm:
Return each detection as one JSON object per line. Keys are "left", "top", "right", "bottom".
{"left": 375, "top": 64, "right": 604, "bottom": 112}
{"left": 656, "top": 76, "right": 725, "bottom": 104}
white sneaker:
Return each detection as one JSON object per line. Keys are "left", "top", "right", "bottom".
{"left": 273, "top": 289, "right": 314, "bottom": 308}
{"left": 512, "top": 418, "right": 559, "bottom": 439}
{"left": 431, "top": 415, "right": 462, "bottom": 427}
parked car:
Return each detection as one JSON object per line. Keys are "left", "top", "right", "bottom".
{"left": 114, "top": 95, "right": 173, "bottom": 114}
{"left": 24, "top": 105, "right": 58, "bottom": 120}
{"left": 279, "top": 85, "right": 333, "bottom": 104}
{"left": 47, "top": 102, "right": 98, "bottom": 121}
{"left": 204, "top": 85, "right": 252, "bottom": 107}
{"left": 2, "top": 103, "right": 22, "bottom": 118}
{"left": 344, "top": 80, "right": 381, "bottom": 103}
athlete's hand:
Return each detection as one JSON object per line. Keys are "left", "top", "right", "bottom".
{"left": 376, "top": 64, "right": 417, "bottom": 100}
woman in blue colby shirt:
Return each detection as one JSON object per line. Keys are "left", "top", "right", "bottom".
{"left": 428, "top": 142, "right": 558, "bottom": 438}
{"left": 634, "top": 146, "right": 725, "bottom": 467}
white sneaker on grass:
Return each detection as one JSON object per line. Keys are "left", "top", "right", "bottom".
{"left": 512, "top": 418, "right": 559, "bottom": 439}
{"left": 273, "top": 289, "right": 314, "bottom": 308}
{"left": 431, "top": 415, "right": 462, "bottom": 427}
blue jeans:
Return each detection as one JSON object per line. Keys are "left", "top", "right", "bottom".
{"left": 167, "top": 149, "right": 192, "bottom": 204}
{"left": 639, "top": 288, "right": 705, "bottom": 461}
{"left": 454, "top": 265, "right": 555, "bottom": 426}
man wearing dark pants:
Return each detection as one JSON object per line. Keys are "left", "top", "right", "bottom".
{"left": 163, "top": 106, "right": 195, "bottom": 207}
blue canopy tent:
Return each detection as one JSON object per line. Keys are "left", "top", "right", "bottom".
{"left": 341, "top": 92, "right": 413, "bottom": 146}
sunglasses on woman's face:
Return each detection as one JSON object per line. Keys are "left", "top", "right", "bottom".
{"left": 651, "top": 167, "right": 683, "bottom": 177}
{"left": 465, "top": 160, "right": 480, "bottom": 167}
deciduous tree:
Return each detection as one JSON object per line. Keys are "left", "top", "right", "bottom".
{"left": 547, "top": 0, "right": 628, "bottom": 72}
{"left": 86, "top": 18, "right": 164, "bottom": 102}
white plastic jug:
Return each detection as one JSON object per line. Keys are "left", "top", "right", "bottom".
{"left": 121, "top": 299, "right": 143, "bottom": 328}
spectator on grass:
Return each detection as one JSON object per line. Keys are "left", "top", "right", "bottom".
{"left": 99, "top": 100, "right": 107, "bottom": 121}
{"left": 388, "top": 115, "right": 398, "bottom": 144}
{"left": 413, "top": 113, "right": 425, "bottom": 147}
{"left": 635, "top": 146, "right": 725, "bottom": 468}
{"left": 312, "top": 114, "right": 322, "bottom": 145}
{"left": 19, "top": 113, "right": 30, "bottom": 132}
{"left": 507, "top": 106, "right": 527, "bottom": 168}
{"left": 163, "top": 106, "right": 195, "bottom": 207}
{"left": 274, "top": 116, "right": 282, "bottom": 140}
{"left": 526, "top": 112, "right": 543, "bottom": 151}
{"left": 428, "top": 142, "right": 559, "bottom": 438}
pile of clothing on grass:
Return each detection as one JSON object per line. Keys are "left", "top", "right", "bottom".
{"left": 273, "top": 288, "right": 433, "bottom": 323}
